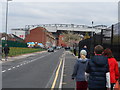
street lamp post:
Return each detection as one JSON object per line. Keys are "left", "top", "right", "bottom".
{"left": 90, "top": 21, "right": 94, "bottom": 58}
{"left": 5, "top": 0, "right": 12, "bottom": 42}
{"left": 91, "top": 21, "right": 94, "bottom": 37}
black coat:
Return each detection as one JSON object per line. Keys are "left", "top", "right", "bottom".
{"left": 3, "top": 46, "right": 10, "bottom": 54}
{"left": 86, "top": 55, "right": 109, "bottom": 88}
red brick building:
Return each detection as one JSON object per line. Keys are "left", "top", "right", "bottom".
{"left": 25, "top": 27, "right": 56, "bottom": 47}
{"left": 58, "top": 35, "right": 68, "bottom": 47}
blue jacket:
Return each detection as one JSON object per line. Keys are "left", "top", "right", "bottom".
{"left": 72, "top": 58, "right": 89, "bottom": 81}
{"left": 86, "top": 55, "right": 109, "bottom": 88}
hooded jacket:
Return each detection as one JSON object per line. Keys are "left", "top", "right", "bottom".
{"left": 72, "top": 58, "right": 89, "bottom": 81}
{"left": 86, "top": 55, "right": 109, "bottom": 88}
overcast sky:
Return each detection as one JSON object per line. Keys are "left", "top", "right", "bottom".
{"left": 1, "top": 0, "right": 119, "bottom": 33}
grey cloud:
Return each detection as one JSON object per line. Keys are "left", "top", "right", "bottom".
{"left": 1, "top": 2, "right": 118, "bottom": 33}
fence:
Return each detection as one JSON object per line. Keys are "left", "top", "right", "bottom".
{"left": 78, "top": 25, "right": 120, "bottom": 61}
{"left": 2, "top": 40, "right": 27, "bottom": 47}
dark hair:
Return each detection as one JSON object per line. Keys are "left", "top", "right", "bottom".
{"left": 94, "top": 45, "right": 104, "bottom": 54}
{"left": 103, "top": 48, "right": 113, "bottom": 58}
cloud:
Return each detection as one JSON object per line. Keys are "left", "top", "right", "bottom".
{"left": 7, "top": 0, "right": 120, "bottom": 2}
{"left": 1, "top": 2, "right": 118, "bottom": 33}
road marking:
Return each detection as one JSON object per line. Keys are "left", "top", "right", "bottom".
{"left": 8, "top": 68, "right": 11, "bottom": 71}
{"left": 59, "top": 54, "right": 65, "bottom": 88}
{"left": 16, "top": 65, "right": 20, "bottom": 67}
{"left": 2, "top": 52, "right": 53, "bottom": 73}
{"left": 51, "top": 59, "right": 63, "bottom": 89}
{"left": 45, "top": 55, "right": 62, "bottom": 88}
{"left": 2, "top": 70, "right": 6, "bottom": 73}
{"left": 12, "top": 67, "right": 15, "bottom": 69}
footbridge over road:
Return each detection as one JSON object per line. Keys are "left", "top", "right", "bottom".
{"left": 25, "top": 24, "right": 107, "bottom": 34}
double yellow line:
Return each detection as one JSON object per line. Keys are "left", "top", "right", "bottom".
{"left": 51, "top": 59, "right": 63, "bottom": 90}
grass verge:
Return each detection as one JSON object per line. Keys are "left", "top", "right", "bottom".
{"left": 7, "top": 47, "right": 45, "bottom": 57}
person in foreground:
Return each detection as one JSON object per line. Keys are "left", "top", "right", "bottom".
{"left": 72, "top": 50, "right": 89, "bottom": 90}
{"left": 86, "top": 45, "right": 109, "bottom": 90}
{"left": 103, "top": 48, "right": 119, "bottom": 90}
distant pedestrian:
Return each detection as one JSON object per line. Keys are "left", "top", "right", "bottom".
{"left": 81, "top": 45, "right": 90, "bottom": 58}
{"left": 103, "top": 48, "right": 119, "bottom": 90}
{"left": 3, "top": 44, "right": 10, "bottom": 61}
{"left": 86, "top": 45, "right": 109, "bottom": 90}
{"left": 73, "top": 47, "right": 77, "bottom": 56}
{"left": 72, "top": 50, "right": 89, "bottom": 90}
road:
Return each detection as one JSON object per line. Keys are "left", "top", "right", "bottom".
{"left": 2, "top": 49, "right": 120, "bottom": 89}
{"left": 2, "top": 49, "right": 67, "bottom": 89}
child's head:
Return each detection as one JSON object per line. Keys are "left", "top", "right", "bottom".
{"left": 80, "top": 50, "right": 87, "bottom": 58}
{"left": 94, "top": 45, "right": 104, "bottom": 54}
{"left": 103, "top": 48, "right": 113, "bottom": 58}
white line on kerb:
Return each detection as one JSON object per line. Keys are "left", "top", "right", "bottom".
{"left": 2, "top": 70, "right": 6, "bottom": 73}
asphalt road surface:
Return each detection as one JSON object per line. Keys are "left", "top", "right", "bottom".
{"left": 2, "top": 49, "right": 65, "bottom": 88}
{"left": 2, "top": 49, "right": 120, "bottom": 90}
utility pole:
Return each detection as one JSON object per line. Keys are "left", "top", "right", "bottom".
{"left": 5, "top": 0, "right": 12, "bottom": 43}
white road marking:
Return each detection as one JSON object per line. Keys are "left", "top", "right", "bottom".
{"left": 8, "top": 68, "right": 11, "bottom": 71}
{"left": 2, "top": 70, "right": 6, "bottom": 73}
{"left": 16, "top": 65, "right": 20, "bottom": 67}
{"left": 45, "top": 51, "right": 65, "bottom": 88}
{"left": 12, "top": 67, "right": 15, "bottom": 69}
{"left": 2, "top": 52, "right": 54, "bottom": 73}
{"left": 20, "top": 64, "right": 23, "bottom": 66}
{"left": 59, "top": 54, "right": 65, "bottom": 88}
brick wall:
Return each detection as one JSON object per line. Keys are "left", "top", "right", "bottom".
{"left": 25, "top": 27, "right": 56, "bottom": 46}
{"left": 25, "top": 27, "right": 46, "bottom": 45}
{"left": 58, "top": 35, "right": 67, "bottom": 47}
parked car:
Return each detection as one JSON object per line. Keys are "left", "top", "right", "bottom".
{"left": 48, "top": 48, "right": 54, "bottom": 52}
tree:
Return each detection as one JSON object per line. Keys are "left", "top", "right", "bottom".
{"left": 62, "top": 31, "right": 82, "bottom": 46}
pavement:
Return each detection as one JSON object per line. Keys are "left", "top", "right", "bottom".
{"left": 62, "top": 51, "right": 76, "bottom": 89}
{"left": 62, "top": 51, "right": 120, "bottom": 89}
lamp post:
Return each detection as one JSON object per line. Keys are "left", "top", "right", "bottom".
{"left": 90, "top": 21, "right": 94, "bottom": 58}
{"left": 91, "top": 21, "right": 94, "bottom": 37}
{"left": 5, "top": 0, "right": 12, "bottom": 42}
